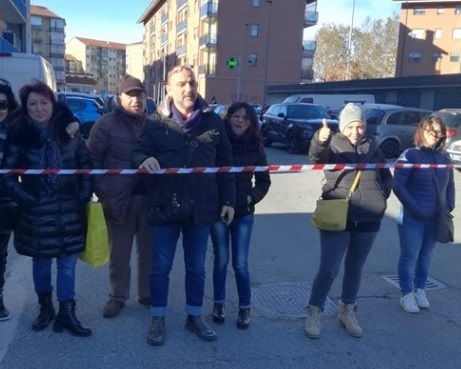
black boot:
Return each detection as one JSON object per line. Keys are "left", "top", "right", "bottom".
{"left": 0, "top": 293, "right": 10, "bottom": 321}
{"left": 32, "top": 292, "right": 55, "bottom": 331}
{"left": 147, "top": 317, "right": 166, "bottom": 346}
{"left": 185, "top": 315, "right": 217, "bottom": 342}
{"left": 212, "top": 302, "right": 225, "bottom": 324}
{"left": 53, "top": 299, "right": 92, "bottom": 337}
{"left": 237, "top": 308, "right": 251, "bottom": 329}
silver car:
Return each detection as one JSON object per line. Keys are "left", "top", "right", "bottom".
{"left": 361, "top": 103, "right": 432, "bottom": 158}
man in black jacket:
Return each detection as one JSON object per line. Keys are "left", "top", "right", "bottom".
{"left": 133, "top": 65, "right": 235, "bottom": 346}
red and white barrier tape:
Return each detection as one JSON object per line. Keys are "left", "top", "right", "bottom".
{"left": 0, "top": 163, "right": 458, "bottom": 175}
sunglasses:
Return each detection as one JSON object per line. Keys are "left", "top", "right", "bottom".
{"left": 0, "top": 100, "right": 9, "bottom": 110}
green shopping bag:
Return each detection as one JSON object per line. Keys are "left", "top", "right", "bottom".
{"left": 79, "top": 202, "right": 109, "bottom": 267}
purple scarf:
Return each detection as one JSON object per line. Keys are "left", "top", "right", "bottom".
{"left": 170, "top": 101, "right": 203, "bottom": 133}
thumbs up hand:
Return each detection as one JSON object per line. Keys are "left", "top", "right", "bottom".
{"left": 318, "top": 118, "right": 332, "bottom": 143}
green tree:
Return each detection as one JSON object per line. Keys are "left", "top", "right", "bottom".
{"left": 313, "top": 14, "right": 399, "bottom": 81}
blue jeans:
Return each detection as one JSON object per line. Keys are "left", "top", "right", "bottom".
{"left": 398, "top": 215, "right": 436, "bottom": 295}
{"left": 211, "top": 214, "right": 254, "bottom": 308}
{"left": 308, "top": 230, "right": 377, "bottom": 308}
{"left": 32, "top": 254, "right": 78, "bottom": 302}
{"left": 150, "top": 224, "right": 211, "bottom": 317}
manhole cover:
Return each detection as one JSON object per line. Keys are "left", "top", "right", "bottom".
{"left": 252, "top": 282, "right": 337, "bottom": 319}
{"left": 381, "top": 274, "right": 446, "bottom": 290}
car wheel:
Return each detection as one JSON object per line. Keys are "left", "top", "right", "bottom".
{"left": 287, "top": 132, "right": 300, "bottom": 154}
{"left": 380, "top": 139, "right": 400, "bottom": 158}
{"left": 81, "top": 122, "right": 95, "bottom": 139}
{"left": 261, "top": 128, "right": 272, "bottom": 147}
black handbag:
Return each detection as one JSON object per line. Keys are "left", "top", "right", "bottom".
{"left": 430, "top": 169, "right": 455, "bottom": 243}
{"left": 147, "top": 192, "right": 192, "bottom": 226}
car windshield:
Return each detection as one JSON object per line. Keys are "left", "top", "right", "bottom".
{"left": 434, "top": 112, "right": 461, "bottom": 128}
{"left": 287, "top": 104, "right": 330, "bottom": 119}
{"left": 363, "top": 109, "right": 386, "bottom": 125}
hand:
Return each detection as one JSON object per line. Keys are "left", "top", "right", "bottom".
{"left": 139, "top": 157, "right": 161, "bottom": 172}
{"left": 318, "top": 118, "right": 332, "bottom": 143}
{"left": 220, "top": 205, "right": 234, "bottom": 225}
{"left": 66, "top": 121, "right": 80, "bottom": 138}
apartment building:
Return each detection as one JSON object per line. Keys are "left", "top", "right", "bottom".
{"left": 126, "top": 41, "right": 145, "bottom": 81}
{"left": 66, "top": 37, "right": 126, "bottom": 95}
{"left": 30, "top": 5, "right": 65, "bottom": 89}
{"left": 394, "top": 0, "right": 461, "bottom": 77}
{"left": 138, "top": 0, "right": 317, "bottom": 105}
{"left": 0, "top": 0, "right": 30, "bottom": 52}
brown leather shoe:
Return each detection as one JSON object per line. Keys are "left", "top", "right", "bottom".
{"left": 102, "top": 299, "right": 125, "bottom": 318}
{"left": 147, "top": 317, "right": 166, "bottom": 346}
{"left": 185, "top": 315, "right": 217, "bottom": 342}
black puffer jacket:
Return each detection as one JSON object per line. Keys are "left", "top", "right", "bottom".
{"left": 226, "top": 128, "right": 271, "bottom": 216}
{"left": 132, "top": 97, "right": 235, "bottom": 226}
{"left": 0, "top": 113, "right": 18, "bottom": 216}
{"left": 2, "top": 104, "right": 93, "bottom": 257}
{"left": 309, "top": 132, "right": 393, "bottom": 232}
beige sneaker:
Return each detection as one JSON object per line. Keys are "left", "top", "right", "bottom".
{"left": 338, "top": 301, "right": 363, "bottom": 338}
{"left": 400, "top": 293, "right": 420, "bottom": 313}
{"left": 304, "top": 305, "right": 322, "bottom": 339}
{"left": 414, "top": 289, "right": 430, "bottom": 309}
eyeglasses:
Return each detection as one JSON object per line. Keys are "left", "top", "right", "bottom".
{"left": 425, "top": 129, "right": 445, "bottom": 138}
{"left": 0, "top": 100, "right": 9, "bottom": 110}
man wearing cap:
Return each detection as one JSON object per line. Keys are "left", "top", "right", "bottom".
{"left": 87, "top": 75, "right": 152, "bottom": 318}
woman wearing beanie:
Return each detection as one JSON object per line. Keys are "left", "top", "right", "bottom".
{"left": 305, "top": 103, "right": 393, "bottom": 339}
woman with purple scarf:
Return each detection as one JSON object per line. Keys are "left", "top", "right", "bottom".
{"left": 2, "top": 82, "right": 93, "bottom": 337}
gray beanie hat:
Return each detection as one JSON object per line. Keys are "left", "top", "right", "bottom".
{"left": 339, "top": 103, "right": 364, "bottom": 133}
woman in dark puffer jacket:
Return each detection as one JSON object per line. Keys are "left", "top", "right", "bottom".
{"left": 2, "top": 82, "right": 93, "bottom": 337}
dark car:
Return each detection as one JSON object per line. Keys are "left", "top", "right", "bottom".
{"left": 261, "top": 103, "right": 339, "bottom": 154}
{"left": 361, "top": 104, "right": 432, "bottom": 158}
{"left": 58, "top": 91, "right": 105, "bottom": 109}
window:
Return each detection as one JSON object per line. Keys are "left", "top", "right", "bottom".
{"left": 455, "top": 6, "right": 461, "bottom": 14}
{"left": 248, "top": 54, "right": 258, "bottom": 66}
{"left": 434, "top": 28, "right": 442, "bottom": 39}
{"left": 31, "top": 16, "right": 42, "bottom": 26}
{"left": 453, "top": 28, "right": 461, "bottom": 39}
{"left": 410, "top": 29, "right": 425, "bottom": 39}
{"left": 253, "top": 0, "right": 260, "bottom": 6}
{"left": 408, "top": 52, "right": 422, "bottom": 63}
{"left": 250, "top": 24, "right": 259, "bottom": 37}
{"left": 432, "top": 52, "right": 441, "bottom": 62}
{"left": 437, "top": 7, "right": 444, "bottom": 14}
{"left": 450, "top": 53, "right": 460, "bottom": 62}
{"left": 414, "top": 7, "right": 425, "bottom": 15}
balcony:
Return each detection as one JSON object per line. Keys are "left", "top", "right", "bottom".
{"left": 198, "top": 63, "right": 216, "bottom": 76}
{"left": 0, "top": 0, "right": 27, "bottom": 22}
{"left": 161, "top": 12, "right": 169, "bottom": 25}
{"left": 200, "top": 2, "right": 218, "bottom": 19}
{"left": 177, "top": 0, "right": 187, "bottom": 11}
{"left": 304, "top": 10, "right": 318, "bottom": 27}
{"left": 149, "top": 24, "right": 155, "bottom": 35}
{"left": 176, "top": 20, "right": 187, "bottom": 35}
{"left": 176, "top": 44, "right": 186, "bottom": 57}
{"left": 199, "top": 34, "right": 217, "bottom": 48}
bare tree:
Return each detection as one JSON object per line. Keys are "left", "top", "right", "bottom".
{"left": 312, "top": 14, "right": 399, "bottom": 81}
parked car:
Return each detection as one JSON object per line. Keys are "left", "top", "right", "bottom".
{"left": 431, "top": 109, "right": 461, "bottom": 146}
{"left": 65, "top": 96, "right": 103, "bottom": 138}
{"left": 261, "top": 103, "right": 339, "bottom": 154}
{"left": 58, "top": 91, "right": 105, "bottom": 108}
{"left": 447, "top": 139, "right": 461, "bottom": 172}
{"left": 212, "top": 104, "right": 227, "bottom": 119}
{"left": 361, "top": 103, "right": 432, "bottom": 158}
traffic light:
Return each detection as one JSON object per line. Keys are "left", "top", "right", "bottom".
{"left": 226, "top": 57, "right": 238, "bottom": 69}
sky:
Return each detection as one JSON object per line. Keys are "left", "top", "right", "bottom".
{"left": 33, "top": 0, "right": 401, "bottom": 44}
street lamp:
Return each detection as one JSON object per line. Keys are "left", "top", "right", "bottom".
{"left": 345, "top": 0, "right": 356, "bottom": 80}
{"left": 262, "top": 0, "right": 273, "bottom": 106}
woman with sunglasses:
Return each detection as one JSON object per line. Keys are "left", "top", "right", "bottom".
{"left": 0, "top": 79, "right": 20, "bottom": 321}
{"left": 393, "top": 116, "right": 455, "bottom": 313}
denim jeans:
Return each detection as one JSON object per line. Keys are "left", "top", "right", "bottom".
{"left": 211, "top": 214, "right": 254, "bottom": 308}
{"left": 149, "top": 223, "right": 211, "bottom": 317}
{"left": 32, "top": 254, "right": 78, "bottom": 302}
{"left": 0, "top": 232, "right": 11, "bottom": 292}
{"left": 308, "top": 230, "right": 377, "bottom": 308}
{"left": 398, "top": 214, "right": 436, "bottom": 295}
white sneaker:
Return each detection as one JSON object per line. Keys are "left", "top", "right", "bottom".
{"left": 414, "top": 289, "right": 430, "bottom": 309}
{"left": 400, "top": 293, "right": 420, "bottom": 313}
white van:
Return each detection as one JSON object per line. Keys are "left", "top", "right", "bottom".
{"left": 283, "top": 93, "right": 375, "bottom": 118}
{"left": 0, "top": 52, "right": 57, "bottom": 96}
